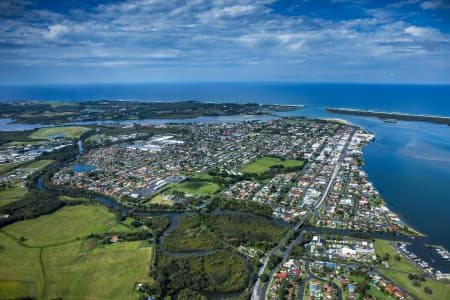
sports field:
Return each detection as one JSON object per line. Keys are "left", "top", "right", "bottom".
{"left": 240, "top": 156, "right": 304, "bottom": 174}
{"left": 169, "top": 181, "right": 220, "bottom": 195}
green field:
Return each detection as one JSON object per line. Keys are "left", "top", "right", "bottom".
{"left": 169, "top": 181, "right": 220, "bottom": 195}
{"left": 43, "top": 241, "right": 152, "bottom": 300}
{"left": 379, "top": 270, "right": 450, "bottom": 300}
{"left": 0, "top": 204, "right": 153, "bottom": 299}
{"left": 3, "top": 205, "right": 134, "bottom": 247}
{"left": 0, "top": 159, "right": 54, "bottom": 206}
{"left": 23, "top": 159, "right": 54, "bottom": 170}
{"left": 0, "top": 182, "right": 28, "bottom": 206}
{"left": 374, "top": 240, "right": 420, "bottom": 273}
{"left": 375, "top": 240, "right": 450, "bottom": 299}
{"left": 0, "top": 161, "right": 26, "bottom": 173}
{"left": 240, "top": 156, "right": 304, "bottom": 175}
{"left": 0, "top": 232, "right": 42, "bottom": 299}
{"left": 29, "top": 126, "right": 90, "bottom": 139}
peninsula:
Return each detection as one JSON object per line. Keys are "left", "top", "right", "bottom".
{"left": 326, "top": 107, "right": 450, "bottom": 125}
{"left": 0, "top": 100, "right": 297, "bottom": 125}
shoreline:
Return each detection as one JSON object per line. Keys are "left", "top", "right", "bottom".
{"left": 327, "top": 107, "right": 450, "bottom": 125}
{"left": 358, "top": 128, "right": 425, "bottom": 238}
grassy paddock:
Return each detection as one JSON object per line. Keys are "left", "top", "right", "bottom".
{"left": 23, "top": 159, "right": 54, "bottom": 170}
{"left": 240, "top": 156, "right": 304, "bottom": 175}
{"left": 43, "top": 241, "right": 152, "bottom": 300}
{"left": 3, "top": 205, "right": 134, "bottom": 247}
{"left": 0, "top": 204, "right": 153, "bottom": 299}
{"left": 0, "top": 183, "right": 28, "bottom": 206}
{"left": 29, "top": 126, "right": 90, "bottom": 139}
{"left": 0, "top": 232, "right": 42, "bottom": 299}
{"left": 0, "top": 161, "right": 26, "bottom": 173}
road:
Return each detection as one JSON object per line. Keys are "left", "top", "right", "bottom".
{"left": 252, "top": 129, "right": 355, "bottom": 300}
{"left": 303, "top": 258, "right": 343, "bottom": 300}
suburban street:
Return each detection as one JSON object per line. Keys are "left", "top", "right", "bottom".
{"left": 252, "top": 129, "right": 355, "bottom": 300}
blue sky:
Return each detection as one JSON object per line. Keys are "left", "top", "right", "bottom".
{"left": 0, "top": 0, "right": 449, "bottom": 84}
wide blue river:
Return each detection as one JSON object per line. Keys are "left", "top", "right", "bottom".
{"left": 1, "top": 83, "right": 449, "bottom": 253}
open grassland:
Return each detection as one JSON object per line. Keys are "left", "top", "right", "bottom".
{"left": 0, "top": 232, "right": 42, "bottom": 299}
{"left": 374, "top": 240, "right": 420, "bottom": 273}
{"left": 0, "top": 182, "right": 28, "bottom": 206}
{"left": 0, "top": 161, "right": 25, "bottom": 173}
{"left": 23, "top": 159, "right": 54, "bottom": 170}
{"left": 3, "top": 205, "right": 134, "bottom": 247}
{"left": 29, "top": 126, "right": 90, "bottom": 139}
{"left": 4, "top": 140, "right": 44, "bottom": 146}
{"left": 379, "top": 270, "right": 450, "bottom": 300}
{"left": 169, "top": 181, "right": 220, "bottom": 195}
{"left": 0, "top": 204, "right": 153, "bottom": 299}
{"left": 43, "top": 241, "right": 152, "bottom": 300}
{"left": 0, "top": 159, "right": 53, "bottom": 175}
{"left": 240, "top": 156, "right": 304, "bottom": 175}
{"left": 162, "top": 215, "right": 222, "bottom": 252}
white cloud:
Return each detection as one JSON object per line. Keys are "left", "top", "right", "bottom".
{"left": 1, "top": 0, "right": 450, "bottom": 83}
{"left": 43, "top": 24, "right": 70, "bottom": 39}
{"left": 404, "top": 25, "right": 435, "bottom": 37}
{"left": 420, "top": 0, "right": 450, "bottom": 10}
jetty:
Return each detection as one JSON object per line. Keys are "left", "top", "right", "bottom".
{"left": 326, "top": 107, "right": 450, "bottom": 125}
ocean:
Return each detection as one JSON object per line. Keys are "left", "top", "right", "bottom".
{"left": 1, "top": 82, "right": 449, "bottom": 253}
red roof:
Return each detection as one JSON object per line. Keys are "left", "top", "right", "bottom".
{"left": 386, "top": 285, "right": 398, "bottom": 293}
{"left": 277, "top": 271, "right": 288, "bottom": 279}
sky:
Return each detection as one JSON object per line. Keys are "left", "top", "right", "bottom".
{"left": 0, "top": 0, "right": 449, "bottom": 85}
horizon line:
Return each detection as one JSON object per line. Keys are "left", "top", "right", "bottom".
{"left": 1, "top": 81, "right": 450, "bottom": 87}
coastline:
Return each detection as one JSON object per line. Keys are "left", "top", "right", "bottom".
{"left": 359, "top": 128, "right": 425, "bottom": 238}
